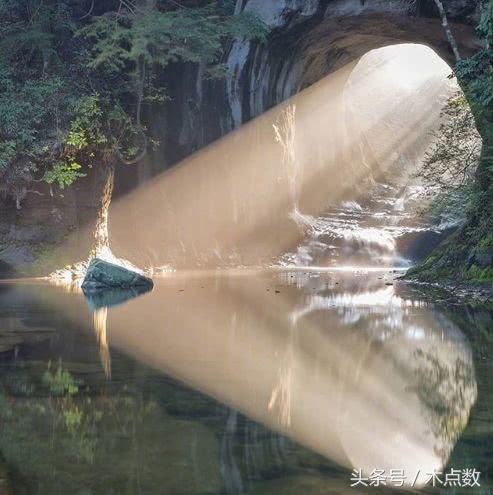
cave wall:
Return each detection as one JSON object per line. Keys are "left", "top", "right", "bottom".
{"left": 144, "top": 0, "right": 478, "bottom": 178}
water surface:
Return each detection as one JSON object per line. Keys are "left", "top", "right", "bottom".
{"left": 0, "top": 270, "right": 491, "bottom": 494}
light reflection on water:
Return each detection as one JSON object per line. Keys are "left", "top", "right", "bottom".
{"left": 0, "top": 271, "right": 490, "bottom": 493}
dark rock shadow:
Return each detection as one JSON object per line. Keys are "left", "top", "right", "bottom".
{"left": 83, "top": 285, "right": 153, "bottom": 311}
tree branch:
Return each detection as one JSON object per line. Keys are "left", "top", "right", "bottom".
{"left": 80, "top": 0, "right": 95, "bottom": 20}
{"left": 432, "top": 0, "right": 461, "bottom": 62}
{"left": 115, "top": 130, "right": 148, "bottom": 165}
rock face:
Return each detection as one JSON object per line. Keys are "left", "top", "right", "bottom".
{"left": 81, "top": 258, "right": 154, "bottom": 292}
{"left": 221, "top": 0, "right": 479, "bottom": 130}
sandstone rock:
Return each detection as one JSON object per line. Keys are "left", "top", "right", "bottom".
{"left": 81, "top": 258, "right": 153, "bottom": 292}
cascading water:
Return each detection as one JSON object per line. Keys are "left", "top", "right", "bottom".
{"left": 276, "top": 44, "right": 458, "bottom": 270}
{"left": 278, "top": 181, "right": 438, "bottom": 268}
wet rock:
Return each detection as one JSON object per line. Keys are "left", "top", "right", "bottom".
{"left": 396, "top": 229, "right": 454, "bottom": 262}
{"left": 81, "top": 258, "right": 153, "bottom": 292}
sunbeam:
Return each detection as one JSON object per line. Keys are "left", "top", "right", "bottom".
{"left": 55, "top": 44, "right": 457, "bottom": 276}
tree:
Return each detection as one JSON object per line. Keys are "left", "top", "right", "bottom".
{"left": 432, "top": 0, "right": 461, "bottom": 62}
{"left": 416, "top": 93, "right": 481, "bottom": 217}
{"left": 410, "top": 0, "right": 493, "bottom": 281}
{"left": 0, "top": 0, "right": 267, "bottom": 259}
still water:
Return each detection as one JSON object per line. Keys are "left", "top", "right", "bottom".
{"left": 0, "top": 270, "right": 491, "bottom": 494}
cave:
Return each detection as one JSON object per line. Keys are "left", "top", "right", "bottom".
{"left": 0, "top": 3, "right": 491, "bottom": 492}
{"left": 0, "top": 0, "right": 483, "bottom": 272}
{"left": 102, "top": 41, "right": 461, "bottom": 269}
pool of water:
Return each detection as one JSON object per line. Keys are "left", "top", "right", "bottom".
{"left": 0, "top": 270, "right": 491, "bottom": 494}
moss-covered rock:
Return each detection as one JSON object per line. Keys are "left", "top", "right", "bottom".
{"left": 406, "top": 186, "right": 493, "bottom": 285}
{"left": 81, "top": 258, "right": 153, "bottom": 291}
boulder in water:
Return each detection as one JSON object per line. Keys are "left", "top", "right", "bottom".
{"left": 81, "top": 258, "right": 153, "bottom": 292}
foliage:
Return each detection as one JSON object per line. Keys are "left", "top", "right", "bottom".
{"left": 467, "top": 263, "right": 493, "bottom": 281}
{"left": 44, "top": 161, "right": 85, "bottom": 189}
{"left": 76, "top": 1, "right": 267, "bottom": 163}
{"left": 0, "top": 359, "right": 222, "bottom": 492}
{"left": 410, "top": 1, "right": 493, "bottom": 283}
{"left": 419, "top": 93, "right": 480, "bottom": 191}
{"left": 0, "top": 0, "right": 267, "bottom": 207}
{"left": 0, "top": 65, "right": 76, "bottom": 204}
{"left": 415, "top": 93, "right": 481, "bottom": 221}
{"left": 455, "top": 2, "right": 493, "bottom": 118}
{"left": 42, "top": 360, "right": 80, "bottom": 396}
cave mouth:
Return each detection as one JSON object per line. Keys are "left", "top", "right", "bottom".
{"left": 280, "top": 43, "right": 466, "bottom": 269}
{"left": 342, "top": 42, "right": 458, "bottom": 182}
{"left": 105, "top": 43, "right": 466, "bottom": 271}
{"left": 59, "top": 44, "right": 469, "bottom": 272}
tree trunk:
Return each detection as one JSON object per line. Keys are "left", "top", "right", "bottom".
{"left": 474, "top": 109, "right": 493, "bottom": 191}
{"left": 432, "top": 0, "right": 461, "bottom": 62}
{"left": 91, "top": 159, "right": 115, "bottom": 258}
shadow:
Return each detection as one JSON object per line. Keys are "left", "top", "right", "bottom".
{"left": 83, "top": 284, "right": 153, "bottom": 311}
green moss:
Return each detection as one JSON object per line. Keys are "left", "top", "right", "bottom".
{"left": 407, "top": 184, "right": 493, "bottom": 285}
{"left": 466, "top": 264, "right": 493, "bottom": 283}
{"left": 476, "top": 233, "right": 493, "bottom": 253}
